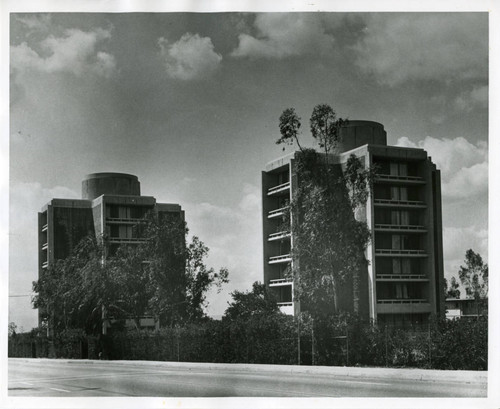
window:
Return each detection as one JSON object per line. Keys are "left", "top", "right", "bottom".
{"left": 119, "top": 225, "right": 133, "bottom": 238}
{"left": 118, "top": 206, "right": 131, "bottom": 219}
{"left": 390, "top": 162, "right": 408, "bottom": 177}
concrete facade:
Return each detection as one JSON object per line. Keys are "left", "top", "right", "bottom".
{"left": 38, "top": 173, "right": 184, "bottom": 327}
{"left": 262, "top": 121, "right": 445, "bottom": 325}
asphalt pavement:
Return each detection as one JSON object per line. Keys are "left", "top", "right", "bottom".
{"left": 8, "top": 358, "right": 487, "bottom": 398}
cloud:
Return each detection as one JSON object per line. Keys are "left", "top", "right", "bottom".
{"left": 395, "top": 136, "right": 488, "bottom": 200}
{"left": 15, "top": 14, "right": 52, "bottom": 33}
{"left": 454, "top": 85, "right": 488, "bottom": 112}
{"left": 11, "top": 27, "right": 116, "bottom": 78}
{"left": 231, "top": 14, "right": 336, "bottom": 59}
{"left": 354, "top": 14, "right": 487, "bottom": 86}
{"left": 158, "top": 33, "right": 222, "bottom": 80}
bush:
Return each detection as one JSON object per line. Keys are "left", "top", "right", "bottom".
{"left": 8, "top": 314, "right": 487, "bottom": 370}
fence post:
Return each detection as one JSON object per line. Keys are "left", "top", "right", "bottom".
{"left": 428, "top": 322, "right": 432, "bottom": 368}
{"left": 311, "top": 320, "right": 315, "bottom": 366}
{"left": 385, "top": 325, "right": 388, "bottom": 367}
{"left": 346, "top": 326, "right": 349, "bottom": 367}
{"left": 297, "top": 317, "right": 301, "bottom": 366}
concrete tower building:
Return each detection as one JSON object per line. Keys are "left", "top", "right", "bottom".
{"left": 262, "top": 121, "right": 445, "bottom": 326}
{"left": 38, "top": 173, "right": 184, "bottom": 326}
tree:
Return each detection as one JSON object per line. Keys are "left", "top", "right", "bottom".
{"left": 278, "top": 108, "right": 304, "bottom": 152}
{"left": 446, "top": 276, "right": 461, "bottom": 299}
{"left": 184, "top": 236, "right": 229, "bottom": 322}
{"left": 33, "top": 212, "right": 229, "bottom": 334}
{"left": 277, "top": 104, "right": 372, "bottom": 318}
{"left": 458, "top": 249, "right": 488, "bottom": 316}
{"left": 309, "top": 104, "right": 347, "bottom": 156}
{"left": 8, "top": 322, "right": 17, "bottom": 336}
{"left": 223, "top": 281, "right": 280, "bottom": 320}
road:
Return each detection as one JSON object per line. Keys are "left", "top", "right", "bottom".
{"left": 8, "top": 358, "right": 487, "bottom": 397}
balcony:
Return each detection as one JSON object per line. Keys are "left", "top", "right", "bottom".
{"left": 374, "top": 224, "right": 427, "bottom": 233}
{"left": 269, "top": 254, "right": 292, "bottom": 264}
{"left": 108, "top": 237, "right": 146, "bottom": 244}
{"left": 106, "top": 217, "right": 144, "bottom": 224}
{"left": 267, "top": 182, "right": 291, "bottom": 196}
{"left": 277, "top": 302, "right": 294, "bottom": 315}
{"left": 268, "top": 206, "right": 289, "bottom": 219}
{"left": 374, "top": 199, "right": 426, "bottom": 208}
{"left": 375, "top": 174, "right": 425, "bottom": 185}
{"left": 42, "top": 224, "right": 48, "bottom": 232}
{"left": 377, "top": 299, "right": 431, "bottom": 314}
{"left": 269, "top": 278, "right": 293, "bottom": 287}
{"left": 42, "top": 261, "right": 48, "bottom": 269}
{"left": 377, "top": 298, "right": 428, "bottom": 305}
{"left": 376, "top": 274, "right": 428, "bottom": 281}
{"left": 375, "top": 249, "right": 427, "bottom": 257}
{"left": 268, "top": 231, "right": 291, "bottom": 241}
{"left": 42, "top": 243, "right": 48, "bottom": 251}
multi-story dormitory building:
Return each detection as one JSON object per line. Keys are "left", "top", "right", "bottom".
{"left": 262, "top": 120, "right": 445, "bottom": 326}
{"left": 38, "top": 172, "right": 184, "bottom": 328}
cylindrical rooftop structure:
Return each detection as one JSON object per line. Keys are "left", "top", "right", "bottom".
{"left": 338, "top": 120, "right": 387, "bottom": 153}
{"left": 82, "top": 172, "right": 141, "bottom": 200}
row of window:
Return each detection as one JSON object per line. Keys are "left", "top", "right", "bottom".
{"left": 375, "top": 233, "right": 423, "bottom": 251}
{"left": 376, "top": 161, "right": 419, "bottom": 177}
{"left": 374, "top": 185, "right": 421, "bottom": 202}
{"left": 375, "top": 209, "right": 421, "bottom": 226}
{"left": 377, "top": 282, "right": 424, "bottom": 300}
{"left": 106, "top": 205, "right": 147, "bottom": 219}
{"left": 376, "top": 257, "right": 422, "bottom": 275}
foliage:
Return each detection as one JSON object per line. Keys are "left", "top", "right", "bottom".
{"left": 277, "top": 108, "right": 303, "bottom": 151}
{"left": 309, "top": 104, "right": 347, "bottom": 155}
{"left": 446, "top": 276, "right": 461, "bottom": 299}
{"left": 8, "top": 322, "right": 17, "bottom": 336}
{"left": 289, "top": 152, "right": 371, "bottom": 317}
{"left": 276, "top": 104, "right": 372, "bottom": 319}
{"left": 32, "top": 211, "right": 228, "bottom": 335}
{"left": 458, "top": 249, "right": 488, "bottom": 300}
{"left": 223, "top": 281, "right": 280, "bottom": 320}
{"left": 9, "top": 313, "right": 487, "bottom": 370}
{"left": 184, "top": 236, "right": 229, "bottom": 322}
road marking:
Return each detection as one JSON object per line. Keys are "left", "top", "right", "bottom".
{"left": 50, "top": 387, "right": 70, "bottom": 393}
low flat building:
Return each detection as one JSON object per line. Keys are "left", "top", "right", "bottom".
{"left": 445, "top": 298, "right": 488, "bottom": 319}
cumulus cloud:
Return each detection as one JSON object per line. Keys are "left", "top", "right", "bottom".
{"left": 158, "top": 33, "right": 222, "bottom": 80}
{"left": 231, "top": 14, "right": 336, "bottom": 59}
{"left": 354, "top": 14, "right": 487, "bottom": 86}
{"left": 396, "top": 136, "right": 488, "bottom": 200}
{"left": 11, "top": 27, "right": 116, "bottom": 78}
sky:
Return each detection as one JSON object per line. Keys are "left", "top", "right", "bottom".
{"left": 6, "top": 9, "right": 489, "bottom": 331}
